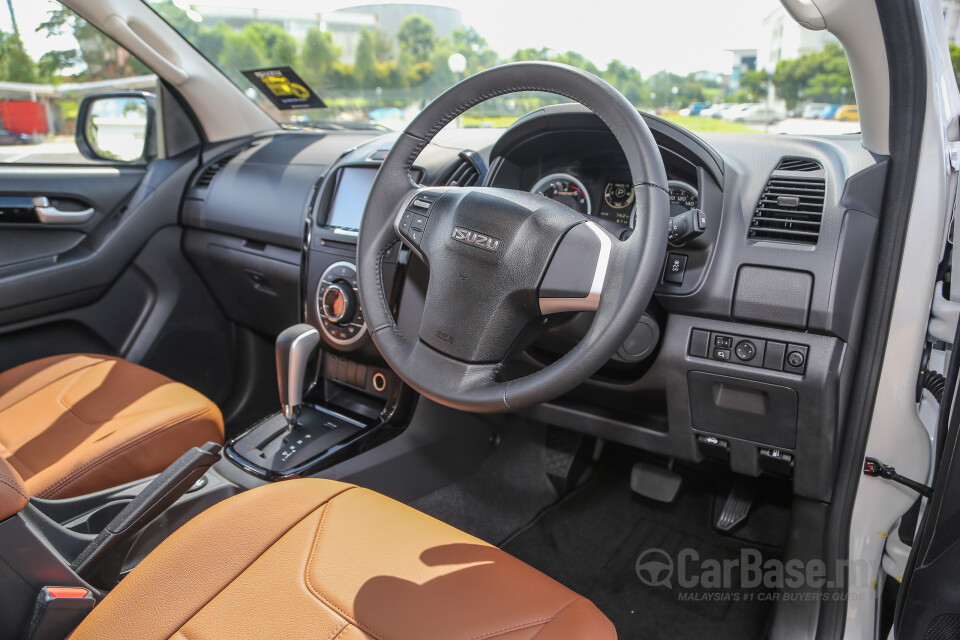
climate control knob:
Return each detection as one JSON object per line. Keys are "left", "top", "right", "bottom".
{"left": 321, "top": 283, "right": 356, "bottom": 325}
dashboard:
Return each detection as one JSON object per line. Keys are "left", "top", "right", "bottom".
{"left": 179, "top": 104, "right": 888, "bottom": 504}
{"left": 530, "top": 173, "right": 698, "bottom": 226}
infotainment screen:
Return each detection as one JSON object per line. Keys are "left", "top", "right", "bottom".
{"left": 326, "top": 167, "right": 379, "bottom": 230}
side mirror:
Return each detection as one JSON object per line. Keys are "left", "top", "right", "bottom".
{"left": 76, "top": 92, "right": 157, "bottom": 163}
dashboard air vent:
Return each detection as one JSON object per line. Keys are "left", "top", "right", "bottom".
{"left": 443, "top": 149, "right": 487, "bottom": 187}
{"left": 749, "top": 175, "right": 826, "bottom": 245}
{"left": 776, "top": 157, "right": 821, "bottom": 172}
{"left": 194, "top": 149, "right": 244, "bottom": 188}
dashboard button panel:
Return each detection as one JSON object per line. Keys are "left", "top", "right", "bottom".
{"left": 689, "top": 329, "right": 807, "bottom": 375}
{"left": 662, "top": 253, "right": 688, "bottom": 285}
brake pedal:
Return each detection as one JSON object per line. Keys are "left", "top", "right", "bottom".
{"left": 630, "top": 461, "right": 682, "bottom": 503}
{"left": 716, "top": 477, "right": 755, "bottom": 531}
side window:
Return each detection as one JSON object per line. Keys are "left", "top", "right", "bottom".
{"left": 0, "top": 1, "right": 159, "bottom": 164}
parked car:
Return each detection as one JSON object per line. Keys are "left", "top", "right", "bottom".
{"left": 732, "top": 104, "right": 786, "bottom": 124}
{"left": 802, "top": 102, "right": 832, "bottom": 118}
{"left": 719, "top": 103, "right": 757, "bottom": 120}
{"left": 0, "top": 127, "right": 33, "bottom": 145}
{"left": 835, "top": 104, "right": 860, "bottom": 121}
{"left": 698, "top": 104, "right": 724, "bottom": 117}
{"left": 818, "top": 104, "right": 841, "bottom": 119}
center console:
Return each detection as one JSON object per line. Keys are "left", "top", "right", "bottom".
{"left": 224, "top": 145, "right": 423, "bottom": 481}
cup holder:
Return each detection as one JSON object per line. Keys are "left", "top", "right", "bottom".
{"left": 64, "top": 500, "right": 130, "bottom": 535}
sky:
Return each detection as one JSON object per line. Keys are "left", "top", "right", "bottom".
{"left": 1, "top": 0, "right": 778, "bottom": 77}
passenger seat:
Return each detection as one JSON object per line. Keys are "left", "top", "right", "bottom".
{"left": 0, "top": 354, "right": 223, "bottom": 499}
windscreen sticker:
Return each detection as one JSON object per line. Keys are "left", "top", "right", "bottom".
{"left": 241, "top": 66, "right": 326, "bottom": 110}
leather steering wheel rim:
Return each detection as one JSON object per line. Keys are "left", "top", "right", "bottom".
{"left": 357, "top": 61, "right": 669, "bottom": 413}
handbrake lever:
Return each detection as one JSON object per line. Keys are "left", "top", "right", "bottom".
{"left": 71, "top": 442, "right": 222, "bottom": 588}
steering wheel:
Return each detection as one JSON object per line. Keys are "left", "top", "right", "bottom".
{"left": 357, "top": 62, "right": 669, "bottom": 413}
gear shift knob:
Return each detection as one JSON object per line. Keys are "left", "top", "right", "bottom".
{"left": 276, "top": 324, "right": 321, "bottom": 423}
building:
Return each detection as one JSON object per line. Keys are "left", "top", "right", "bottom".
{"left": 757, "top": 6, "right": 839, "bottom": 72}
{"left": 726, "top": 49, "right": 757, "bottom": 92}
{"left": 943, "top": 0, "right": 960, "bottom": 45}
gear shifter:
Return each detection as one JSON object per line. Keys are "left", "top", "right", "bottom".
{"left": 276, "top": 324, "right": 321, "bottom": 426}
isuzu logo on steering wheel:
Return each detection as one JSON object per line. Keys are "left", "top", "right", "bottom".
{"left": 451, "top": 227, "right": 500, "bottom": 252}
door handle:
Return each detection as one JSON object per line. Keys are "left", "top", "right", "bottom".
{"left": 32, "top": 197, "right": 95, "bottom": 225}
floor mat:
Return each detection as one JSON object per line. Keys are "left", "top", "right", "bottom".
{"left": 410, "top": 418, "right": 560, "bottom": 544}
{"left": 502, "top": 448, "right": 783, "bottom": 640}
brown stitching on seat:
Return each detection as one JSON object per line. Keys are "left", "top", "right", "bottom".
{"left": 0, "top": 476, "right": 28, "bottom": 501}
{"left": 468, "top": 615, "right": 554, "bottom": 640}
{"left": 328, "top": 622, "right": 352, "bottom": 640}
{"left": 0, "top": 355, "right": 112, "bottom": 414}
{"left": 35, "top": 403, "right": 217, "bottom": 499}
{"left": 304, "top": 489, "right": 565, "bottom": 640}
{"left": 526, "top": 597, "right": 583, "bottom": 639}
{"left": 170, "top": 484, "right": 356, "bottom": 638}
{"left": 304, "top": 491, "right": 391, "bottom": 640}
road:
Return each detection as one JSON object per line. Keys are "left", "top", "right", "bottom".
{"left": 0, "top": 139, "right": 94, "bottom": 164}
{"left": 751, "top": 118, "right": 861, "bottom": 135}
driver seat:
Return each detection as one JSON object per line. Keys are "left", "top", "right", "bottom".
{"left": 68, "top": 479, "right": 616, "bottom": 639}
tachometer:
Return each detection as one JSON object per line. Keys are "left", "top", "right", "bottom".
{"left": 668, "top": 180, "right": 699, "bottom": 216}
{"left": 604, "top": 182, "right": 635, "bottom": 210}
{"left": 531, "top": 173, "right": 591, "bottom": 216}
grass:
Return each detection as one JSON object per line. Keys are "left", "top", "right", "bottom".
{"left": 459, "top": 113, "right": 758, "bottom": 134}
{"left": 460, "top": 114, "right": 523, "bottom": 128}
{"left": 659, "top": 115, "right": 758, "bottom": 133}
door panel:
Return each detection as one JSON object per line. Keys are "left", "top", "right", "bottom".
{"left": 0, "top": 156, "right": 193, "bottom": 325}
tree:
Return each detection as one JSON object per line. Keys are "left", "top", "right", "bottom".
{"left": 37, "top": 49, "right": 81, "bottom": 83}
{"left": 243, "top": 22, "right": 298, "bottom": 67}
{"left": 301, "top": 27, "right": 340, "bottom": 89}
{"left": 771, "top": 42, "right": 853, "bottom": 108}
{"left": 36, "top": 8, "right": 148, "bottom": 80}
{"left": 396, "top": 15, "right": 434, "bottom": 62}
{"left": 951, "top": 44, "right": 960, "bottom": 86}
{"left": 0, "top": 32, "right": 37, "bottom": 82}
{"left": 740, "top": 70, "right": 770, "bottom": 101}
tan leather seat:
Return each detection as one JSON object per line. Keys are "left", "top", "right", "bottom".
{"left": 0, "top": 354, "right": 224, "bottom": 499}
{"left": 70, "top": 479, "right": 617, "bottom": 639}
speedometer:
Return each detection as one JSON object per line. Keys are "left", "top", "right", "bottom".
{"left": 531, "top": 173, "right": 591, "bottom": 216}
{"left": 668, "top": 180, "right": 699, "bottom": 216}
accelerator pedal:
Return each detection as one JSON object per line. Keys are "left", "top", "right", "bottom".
{"left": 630, "top": 460, "right": 682, "bottom": 503}
{"left": 716, "top": 476, "right": 756, "bottom": 531}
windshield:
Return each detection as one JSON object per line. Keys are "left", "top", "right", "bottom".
{"left": 28, "top": 0, "right": 868, "bottom": 135}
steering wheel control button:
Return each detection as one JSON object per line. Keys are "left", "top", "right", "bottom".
{"left": 412, "top": 198, "right": 432, "bottom": 210}
{"left": 398, "top": 210, "right": 413, "bottom": 234}
{"left": 688, "top": 329, "right": 710, "bottom": 358}
{"left": 662, "top": 253, "right": 687, "bottom": 285}
{"left": 735, "top": 340, "right": 757, "bottom": 361}
{"left": 411, "top": 213, "right": 428, "bottom": 230}
{"left": 763, "top": 341, "right": 786, "bottom": 371}
{"left": 784, "top": 344, "right": 808, "bottom": 374}
{"left": 714, "top": 335, "right": 733, "bottom": 349}
{"left": 712, "top": 347, "right": 731, "bottom": 361}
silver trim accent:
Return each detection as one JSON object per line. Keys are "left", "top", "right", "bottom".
{"left": 530, "top": 172, "right": 592, "bottom": 217}
{"left": 278, "top": 326, "right": 320, "bottom": 421}
{"left": 316, "top": 261, "right": 368, "bottom": 346}
{"left": 538, "top": 221, "right": 612, "bottom": 314}
{"left": 32, "top": 197, "right": 95, "bottom": 224}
